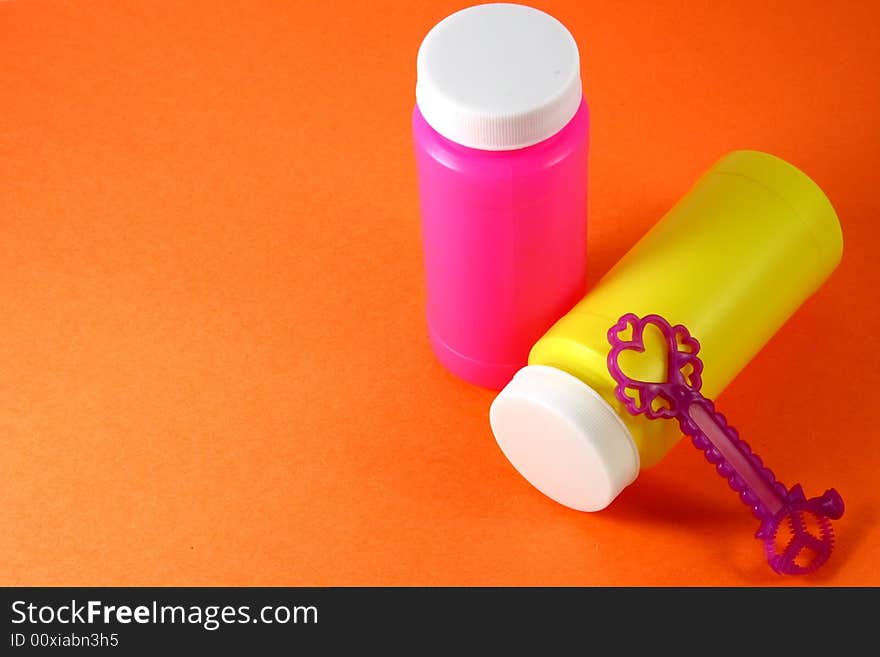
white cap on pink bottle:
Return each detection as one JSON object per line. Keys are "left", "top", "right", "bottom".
{"left": 416, "top": 3, "right": 582, "bottom": 151}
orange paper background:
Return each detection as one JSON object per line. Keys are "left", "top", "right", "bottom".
{"left": 1, "top": 0, "right": 878, "bottom": 586}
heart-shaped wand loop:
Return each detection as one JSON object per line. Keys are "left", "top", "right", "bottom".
{"left": 607, "top": 313, "right": 844, "bottom": 575}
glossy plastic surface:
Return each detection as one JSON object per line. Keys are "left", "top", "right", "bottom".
{"left": 529, "top": 150, "right": 843, "bottom": 467}
{"left": 413, "top": 99, "right": 589, "bottom": 389}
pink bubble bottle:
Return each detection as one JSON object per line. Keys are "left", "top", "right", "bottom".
{"left": 413, "top": 3, "right": 589, "bottom": 389}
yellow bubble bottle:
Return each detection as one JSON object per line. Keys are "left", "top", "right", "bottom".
{"left": 490, "top": 150, "right": 842, "bottom": 511}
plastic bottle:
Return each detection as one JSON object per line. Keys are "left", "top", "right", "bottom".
{"left": 490, "top": 150, "right": 843, "bottom": 511}
{"left": 414, "top": 3, "right": 589, "bottom": 389}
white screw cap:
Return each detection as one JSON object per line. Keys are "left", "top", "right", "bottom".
{"left": 416, "top": 3, "right": 582, "bottom": 150}
{"left": 490, "top": 365, "right": 640, "bottom": 511}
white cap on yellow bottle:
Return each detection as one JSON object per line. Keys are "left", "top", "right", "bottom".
{"left": 489, "top": 364, "right": 640, "bottom": 511}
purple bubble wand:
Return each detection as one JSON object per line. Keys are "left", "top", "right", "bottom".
{"left": 607, "top": 313, "right": 844, "bottom": 575}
